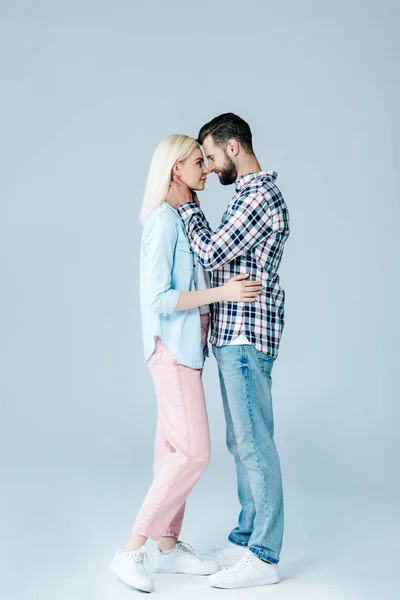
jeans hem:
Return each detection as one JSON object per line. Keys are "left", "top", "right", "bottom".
{"left": 131, "top": 528, "right": 158, "bottom": 541}
{"left": 228, "top": 533, "right": 249, "bottom": 547}
{"left": 249, "top": 546, "right": 279, "bottom": 564}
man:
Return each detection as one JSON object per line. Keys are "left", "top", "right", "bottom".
{"left": 166, "top": 113, "right": 290, "bottom": 589}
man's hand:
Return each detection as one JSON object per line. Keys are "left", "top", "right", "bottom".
{"left": 166, "top": 176, "right": 198, "bottom": 209}
{"left": 191, "top": 191, "right": 200, "bottom": 206}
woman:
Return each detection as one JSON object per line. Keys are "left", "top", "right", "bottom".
{"left": 110, "top": 135, "right": 261, "bottom": 592}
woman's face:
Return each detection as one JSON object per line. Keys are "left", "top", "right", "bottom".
{"left": 173, "top": 147, "right": 209, "bottom": 191}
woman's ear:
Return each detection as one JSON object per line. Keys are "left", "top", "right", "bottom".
{"left": 172, "top": 162, "right": 181, "bottom": 177}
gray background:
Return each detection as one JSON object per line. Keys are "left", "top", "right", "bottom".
{"left": 1, "top": 1, "right": 399, "bottom": 599}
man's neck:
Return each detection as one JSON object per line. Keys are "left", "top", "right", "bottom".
{"left": 236, "top": 155, "right": 262, "bottom": 182}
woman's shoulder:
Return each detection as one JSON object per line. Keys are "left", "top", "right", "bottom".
{"left": 142, "top": 203, "right": 181, "bottom": 240}
{"left": 144, "top": 204, "right": 174, "bottom": 225}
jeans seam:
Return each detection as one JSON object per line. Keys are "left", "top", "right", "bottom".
{"left": 242, "top": 349, "right": 271, "bottom": 555}
{"left": 247, "top": 504, "right": 256, "bottom": 526}
{"left": 175, "top": 361, "right": 190, "bottom": 452}
{"left": 165, "top": 503, "right": 185, "bottom": 538}
{"left": 220, "top": 350, "right": 257, "bottom": 538}
{"left": 141, "top": 461, "right": 189, "bottom": 536}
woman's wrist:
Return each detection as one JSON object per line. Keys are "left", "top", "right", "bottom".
{"left": 214, "top": 285, "right": 225, "bottom": 303}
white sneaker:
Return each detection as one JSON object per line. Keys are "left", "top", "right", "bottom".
{"left": 110, "top": 545, "right": 154, "bottom": 592}
{"left": 206, "top": 541, "right": 247, "bottom": 567}
{"left": 153, "top": 541, "right": 220, "bottom": 575}
{"left": 208, "top": 549, "right": 280, "bottom": 589}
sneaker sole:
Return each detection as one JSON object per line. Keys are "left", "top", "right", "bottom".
{"left": 110, "top": 564, "right": 154, "bottom": 593}
{"left": 154, "top": 566, "right": 220, "bottom": 576}
{"left": 209, "top": 576, "right": 280, "bottom": 589}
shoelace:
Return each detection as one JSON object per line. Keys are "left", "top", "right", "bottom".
{"left": 210, "top": 543, "right": 237, "bottom": 553}
{"left": 226, "top": 552, "right": 255, "bottom": 573}
{"left": 210, "top": 546, "right": 230, "bottom": 552}
{"left": 126, "top": 548, "right": 148, "bottom": 570}
{"left": 176, "top": 541, "right": 204, "bottom": 562}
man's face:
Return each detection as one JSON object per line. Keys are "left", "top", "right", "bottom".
{"left": 202, "top": 135, "right": 237, "bottom": 186}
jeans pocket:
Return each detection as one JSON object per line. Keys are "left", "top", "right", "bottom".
{"left": 147, "top": 338, "right": 163, "bottom": 368}
{"left": 255, "top": 349, "right": 274, "bottom": 378}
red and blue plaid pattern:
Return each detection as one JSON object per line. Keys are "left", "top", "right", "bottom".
{"left": 177, "top": 171, "right": 290, "bottom": 358}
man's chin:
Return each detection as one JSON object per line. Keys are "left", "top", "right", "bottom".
{"left": 216, "top": 172, "right": 233, "bottom": 186}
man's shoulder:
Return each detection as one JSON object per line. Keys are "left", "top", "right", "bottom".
{"left": 240, "top": 171, "right": 279, "bottom": 194}
{"left": 234, "top": 171, "right": 286, "bottom": 212}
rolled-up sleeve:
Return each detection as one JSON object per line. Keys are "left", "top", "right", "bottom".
{"left": 177, "top": 192, "right": 272, "bottom": 271}
{"left": 143, "top": 214, "right": 180, "bottom": 315}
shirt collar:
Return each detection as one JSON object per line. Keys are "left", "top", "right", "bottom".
{"left": 235, "top": 170, "right": 278, "bottom": 193}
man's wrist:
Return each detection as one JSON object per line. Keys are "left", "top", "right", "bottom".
{"left": 177, "top": 201, "right": 201, "bottom": 220}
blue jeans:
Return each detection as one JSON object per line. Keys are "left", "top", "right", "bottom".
{"left": 212, "top": 344, "right": 284, "bottom": 564}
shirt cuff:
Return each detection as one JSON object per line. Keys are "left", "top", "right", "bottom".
{"left": 177, "top": 202, "right": 201, "bottom": 221}
{"left": 163, "top": 289, "right": 180, "bottom": 316}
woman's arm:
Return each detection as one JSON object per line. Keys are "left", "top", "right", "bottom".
{"left": 144, "top": 213, "right": 181, "bottom": 315}
{"left": 175, "top": 274, "right": 261, "bottom": 311}
{"left": 144, "top": 214, "right": 261, "bottom": 315}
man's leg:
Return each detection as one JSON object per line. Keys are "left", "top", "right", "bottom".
{"left": 214, "top": 349, "right": 256, "bottom": 546}
{"left": 213, "top": 344, "right": 284, "bottom": 564}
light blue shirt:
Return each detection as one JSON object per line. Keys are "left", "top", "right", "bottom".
{"left": 140, "top": 202, "right": 205, "bottom": 369}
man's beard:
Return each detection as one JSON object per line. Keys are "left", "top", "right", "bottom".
{"left": 218, "top": 151, "right": 237, "bottom": 185}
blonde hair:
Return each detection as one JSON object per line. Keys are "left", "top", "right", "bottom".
{"left": 139, "top": 134, "right": 200, "bottom": 224}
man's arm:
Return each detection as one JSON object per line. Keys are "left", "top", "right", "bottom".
{"left": 144, "top": 212, "right": 262, "bottom": 312}
{"left": 177, "top": 190, "right": 272, "bottom": 271}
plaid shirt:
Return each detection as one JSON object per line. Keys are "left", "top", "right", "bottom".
{"left": 177, "top": 171, "right": 289, "bottom": 358}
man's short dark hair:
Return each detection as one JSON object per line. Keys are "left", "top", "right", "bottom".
{"left": 198, "top": 113, "right": 254, "bottom": 154}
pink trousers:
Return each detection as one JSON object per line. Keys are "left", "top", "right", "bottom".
{"left": 132, "top": 313, "right": 211, "bottom": 540}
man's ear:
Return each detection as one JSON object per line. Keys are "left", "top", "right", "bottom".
{"left": 227, "top": 139, "right": 240, "bottom": 157}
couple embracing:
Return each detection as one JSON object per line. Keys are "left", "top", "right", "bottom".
{"left": 111, "top": 113, "right": 290, "bottom": 592}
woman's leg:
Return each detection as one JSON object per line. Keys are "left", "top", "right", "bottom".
{"left": 157, "top": 312, "right": 210, "bottom": 548}
{"left": 153, "top": 419, "right": 186, "bottom": 551}
{"left": 124, "top": 420, "right": 184, "bottom": 552}
{"left": 130, "top": 339, "right": 211, "bottom": 541}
